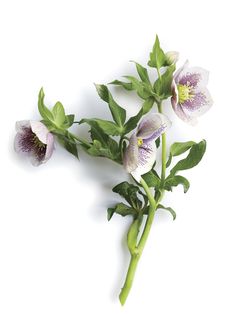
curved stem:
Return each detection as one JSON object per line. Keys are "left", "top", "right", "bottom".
{"left": 119, "top": 178, "right": 160, "bottom": 305}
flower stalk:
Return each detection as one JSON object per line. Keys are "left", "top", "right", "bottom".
{"left": 119, "top": 178, "right": 161, "bottom": 305}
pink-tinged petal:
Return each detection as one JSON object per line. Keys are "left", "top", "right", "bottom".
{"left": 15, "top": 120, "right": 31, "bottom": 133}
{"left": 123, "top": 134, "right": 139, "bottom": 173}
{"left": 137, "top": 113, "right": 171, "bottom": 140}
{"left": 173, "top": 60, "right": 189, "bottom": 84}
{"left": 171, "top": 94, "right": 195, "bottom": 124}
{"left": 178, "top": 66, "right": 209, "bottom": 89}
{"left": 29, "top": 154, "right": 41, "bottom": 166}
{"left": 181, "top": 88, "right": 213, "bottom": 119}
{"left": 30, "top": 121, "right": 49, "bottom": 144}
{"left": 14, "top": 133, "right": 26, "bottom": 153}
{"left": 131, "top": 141, "right": 157, "bottom": 182}
{"left": 44, "top": 133, "right": 54, "bottom": 162}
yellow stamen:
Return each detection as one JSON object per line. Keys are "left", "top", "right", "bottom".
{"left": 177, "top": 84, "right": 194, "bottom": 104}
{"left": 137, "top": 138, "right": 143, "bottom": 147}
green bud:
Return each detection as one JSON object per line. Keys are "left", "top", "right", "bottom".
{"left": 165, "top": 51, "right": 179, "bottom": 65}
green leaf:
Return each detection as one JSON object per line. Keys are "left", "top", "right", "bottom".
{"left": 155, "top": 137, "right": 160, "bottom": 149}
{"left": 80, "top": 118, "right": 123, "bottom": 136}
{"left": 164, "top": 175, "right": 190, "bottom": 193}
{"left": 148, "top": 35, "right": 166, "bottom": 69}
{"left": 167, "top": 141, "right": 196, "bottom": 168}
{"left": 124, "top": 98, "right": 154, "bottom": 134}
{"left": 132, "top": 61, "right": 151, "bottom": 84}
{"left": 107, "top": 203, "right": 136, "bottom": 221}
{"left": 154, "top": 64, "right": 176, "bottom": 99}
{"left": 112, "top": 181, "right": 143, "bottom": 210}
{"left": 123, "top": 76, "right": 153, "bottom": 99}
{"left": 158, "top": 204, "right": 176, "bottom": 220}
{"left": 109, "top": 80, "right": 134, "bottom": 91}
{"left": 170, "top": 141, "right": 196, "bottom": 156}
{"left": 127, "top": 217, "right": 143, "bottom": 253}
{"left": 142, "top": 169, "right": 161, "bottom": 188}
{"left": 38, "top": 88, "right": 54, "bottom": 122}
{"left": 95, "top": 84, "right": 126, "bottom": 126}
{"left": 82, "top": 121, "right": 121, "bottom": 162}
{"left": 63, "top": 114, "right": 75, "bottom": 128}
{"left": 52, "top": 102, "right": 66, "bottom": 127}
{"left": 55, "top": 131, "right": 78, "bottom": 158}
{"left": 170, "top": 140, "right": 207, "bottom": 176}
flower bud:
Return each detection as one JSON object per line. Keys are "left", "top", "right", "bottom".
{"left": 165, "top": 51, "right": 179, "bottom": 65}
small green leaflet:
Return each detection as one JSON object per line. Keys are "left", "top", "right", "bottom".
{"left": 95, "top": 84, "right": 126, "bottom": 127}
{"left": 154, "top": 64, "right": 176, "bottom": 99}
{"left": 109, "top": 80, "right": 133, "bottom": 91}
{"left": 81, "top": 121, "right": 121, "bottom": 162}
{"left": 123, "top": 98, "right": 154, "bottom": 134}
{"left": 107, "top": 203, "right": 136, "bottom": 221}
{"left": 123, "top": 76, "right": 153, "bottom": 100}
{"left": 132, "top": 61, "right": 151, "bottom": 84}
{"left": 38, "top": 88, "right": 54, "bottom": 122}
{"left": 166, "top": 141, "right": 196, "bottom": 167}
{"left": 164, "top": 175, "right": 190, "bottom": 193}
{"left": 148, "top": 35, "right": 166, "bottom": 69}
{"left": 52, "top": 102, "right": 66, "bottom": 127}
{"left": 112, "top": 181, "right": 145, "bottom": 210}
{"left": 157, "top": 204, "right": 176, "bottom": 220}
{"left": 141, "top": 169, "right": 161, "bottom": 188}
{"left": 80, "top": 118, "right": 123, "bottom": 136}
{"left": 169, "top": 140, "right": 207, "bottom": 176}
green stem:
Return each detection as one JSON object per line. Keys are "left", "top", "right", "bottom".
{"left": 69, "top": 132, "right": 92, "bottom": 148}
{"left": 119, "top": 178, "right": 160, "bottom": 305}
{"left": 157, "top": 102, "right": 167, "bottom": 185}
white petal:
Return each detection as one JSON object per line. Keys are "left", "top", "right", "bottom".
{"left": 15, "top": 120, "right": 31, "bottom": 133}
{"left": 44, "top": 133, "right": 54, "bottom": 162}
{"left": 174, "top": 60, "right": 189, "bottom": 83}
{"left": 123, "top": 134, "right": 139, "bottom": 173}
{"left": 178, "top": 64, "right": 209, "bottom": 88}
{"left": 30, "top": 121, "right": 49, "bottom": 144}
{"left": 182, "top": 88, "right": 213, "bottom": 119}
{"left": 131, "top": 141, "right": 157, "bottom": 182}
{"left": 137, "top": 113, "right": 171, "bottom": 139}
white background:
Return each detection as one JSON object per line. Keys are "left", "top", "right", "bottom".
{"left": 0, "top": 0, "right": 236, "bottom": 313}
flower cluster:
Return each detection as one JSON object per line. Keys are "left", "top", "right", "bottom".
{"left": 14, "top": 35, "right": 212, "bottom": 305}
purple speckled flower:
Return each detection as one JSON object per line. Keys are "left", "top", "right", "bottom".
{"left": 171, "top": 61, "right": 213, "bottom": 125}
{"left": 14, "top": 120, "right": 54, "bottom": 166}
{"left": 124, "top": 113, "right": 171, "bottom": 181}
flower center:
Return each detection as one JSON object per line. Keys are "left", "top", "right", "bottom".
{"left": 137, "top": 138, "right": 143, "bottom": 147}
{"left": 177, "top": 84, "right": 194, "bottom": 104}
{"left": 33, "top": 134, "right": 45, "bottom": 148}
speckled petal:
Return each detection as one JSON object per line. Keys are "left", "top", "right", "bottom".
{"left": 178, "top": 65, "right": 209, "bottom": 89}
{"left": 30, "top": 121, "right": 49, "bottom": 144}
{"left": 15, "top": 120, "right": 31, "bottom": 133}
{"left": 137, "top": 113, "right": 171, "bottom": 140}
{"left": 181, "top": 88, "right": 213, "bottom": 120}
{"left": 14, "top": 133, "right": 26, "bottom": 153}
{"left": 171, "top": 91, "right": 195, "bottom": 124}
{"left": 173, "top": 60, "right": 189, "bottom": 84}
{"left": 123, "top": 133, "right": 139, "bottom": 173}
{"left": 131, "top": 141, "right": 157, "bottom": 182}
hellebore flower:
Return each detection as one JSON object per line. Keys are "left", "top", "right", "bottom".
{"left": 171, "top": 61, "right": 213, "bottom": 124}
{"left": 14, "top": 120, "right": 54, "bottom": 166}
{"left": 124, "top": 113, "right": 171, "bottom": 181}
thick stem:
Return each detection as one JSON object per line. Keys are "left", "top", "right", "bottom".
{"left": 119, "top": 178, "right": 159, "bottom": 305}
